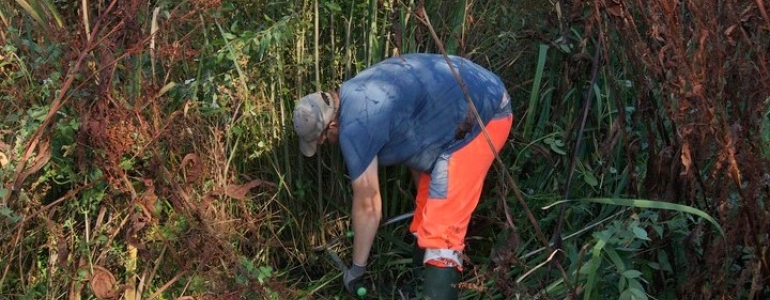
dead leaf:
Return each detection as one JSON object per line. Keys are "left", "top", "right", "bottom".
{"left": 201, "top": 193, "right": 217, "bottom": 210}
{"left": 605, "top": 0, "right": 624, "bottom": 18}
{"left": 12, "top": 138, "right": 51, "bottom": 193}
{"left": 724, "top": 24, "right": 738, "bottom": 46}
{"left": 137, "top": 179, "right": 157, "bottom": 218}
{"left": 680, "top": 142, "right": 692, "bottom": 175}
{"left": 223, "top": 179, "right": 276, "bottom": 201}
{"left": 606, "top": 5, "right": 623, "bottom": 17}
{"left": 200, "top": 179, "right": 276, "bottom": 209}
{"left": 650, "top": 23, "right": 664, "bottom": 42}
{"left": 724, "top": 24, "right": 737, "bottom": 36}
{"left": 693, "top": 84, "right": 704, "bottom": 98}
{"left": 57, "top": 235, "right": 69, "bottom": 268}
{"left": 0, "top": 151, "right": 8, "bottom": 167}
{"left": 179, "top": 153, "right": 201, "bottom": 184}
{"left": 90, "top": 266, "right": 120, "bottom": 299}
{"left": 658, "top": 45, "right": 670, "bottom": 67}
{"left": 727, "top": 124, "right": 742, "bottom": 187}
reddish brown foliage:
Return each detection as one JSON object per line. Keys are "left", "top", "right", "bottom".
{"left": 1, "top": 0, "right": 284, "bottom": 297}
{"left": 593, "top": 0, "right": 770, "bottom": 298}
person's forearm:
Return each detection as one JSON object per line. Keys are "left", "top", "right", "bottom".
{"left": 349, "top": 158, "right": 382, "bottom": 266}
{"left": 351, "top": 191, "right": 381, "bottom": 266}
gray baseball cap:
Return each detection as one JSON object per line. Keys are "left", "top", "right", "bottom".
{"left": 292, "top": 92, "right": 336, "bottom": 157}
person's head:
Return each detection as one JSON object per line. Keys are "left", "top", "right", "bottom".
{"left": 292, "top": 91, "right": 339, "bottom": 157}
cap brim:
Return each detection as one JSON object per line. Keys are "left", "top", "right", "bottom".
{"left": 299, "top": 140, "right": 317, "bottom": 157}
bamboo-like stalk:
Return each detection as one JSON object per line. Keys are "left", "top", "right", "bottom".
{"left": 0, "top": 5, "right": 9, "bottom": 29}
{"left": 312, "top": 0, "right": 324, "bottom": 236}
{"left": 314, "top": 0, "right": 320, "bottom": 91}
{"left": 344, "top": 2, "right": 354, "bottom": 79}
{"left": 123, "top": 245, "right": 138, "bottom": 300}
{"left": 366, "top": 0, "right": 378, "bottom": 65}
{"left": 150, "top": 7, "right": 160, "bottom": 85}
{"left": 81, "top": 0, "right": 90, "bottom": 41}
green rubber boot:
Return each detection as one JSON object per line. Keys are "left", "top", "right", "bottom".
{"left": 422, "top": 265, "right": 460, "bottom": 300}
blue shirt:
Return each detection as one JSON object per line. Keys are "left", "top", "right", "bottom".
{"left": 338, "top": 54, "right": 511, "bottom": 180}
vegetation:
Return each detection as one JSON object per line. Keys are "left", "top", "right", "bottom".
{"left": 1, "top": 0, "right": 768, "bottom": 299}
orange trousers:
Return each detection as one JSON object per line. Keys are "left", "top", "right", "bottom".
{"left": 409, "top": 113, "right": 513, "bottom": 267}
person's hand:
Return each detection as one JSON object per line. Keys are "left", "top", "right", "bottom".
{"left": 343, "top": 264, "right": 366, "bottom": 297}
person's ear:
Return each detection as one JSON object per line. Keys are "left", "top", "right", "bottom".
{"left": 328, "top": 120, "right": 339, "bottom": 129}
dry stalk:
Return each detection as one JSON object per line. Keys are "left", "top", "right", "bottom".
{"left": 147, "top": 270, "right": 188, "bottom": 300}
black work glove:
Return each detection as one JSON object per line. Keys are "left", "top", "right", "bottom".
{"left": 343, "top": 263, "right": 366, "bottom": 296}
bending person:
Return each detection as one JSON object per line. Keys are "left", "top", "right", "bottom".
{"left": 292, "top": 53, "right": 513, "bottom": 299}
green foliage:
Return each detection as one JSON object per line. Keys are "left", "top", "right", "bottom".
{"left": 0, "top": 203, "right": 21, "bottom": 224}
{"left": 578, "top": 210, "right": 681, "bottom": 300}
{"left": 237, "top": 256, "right": 274, "bottom": 285}
{"left": 236, "top": 256, "right": 280, "bottom": 298}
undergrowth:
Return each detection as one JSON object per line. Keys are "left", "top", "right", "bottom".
{"left": 1, "top": 0, "right": 768, "bottom": 299}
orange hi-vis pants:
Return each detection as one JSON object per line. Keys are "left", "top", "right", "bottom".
{"left": 409, "top": 113, "right": 513, "bottom": 270}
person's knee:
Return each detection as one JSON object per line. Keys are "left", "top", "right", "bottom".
{"left": 423, "top": 248, "right": 463, "bottom": 271}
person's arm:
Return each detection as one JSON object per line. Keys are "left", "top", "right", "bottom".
{"left": 350, "top": 157, "right": 382, "bottom": 266}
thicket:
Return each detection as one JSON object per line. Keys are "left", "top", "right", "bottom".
{"left": 1, "top": 0, "right": 768, "bottom": 299}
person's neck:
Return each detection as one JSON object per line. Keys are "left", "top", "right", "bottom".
{"left": 330, "top": 91, "right": 340, "bottom": 107}
{"left": 329, "top": 91, "right": 341, "bottom": 118}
